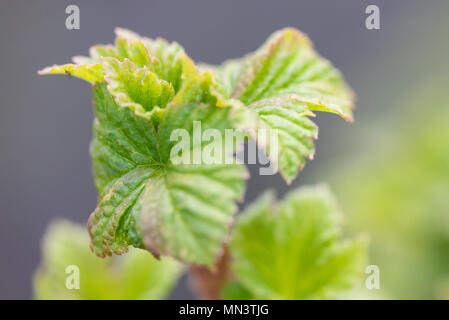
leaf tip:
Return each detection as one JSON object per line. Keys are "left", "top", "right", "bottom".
{"left": 37, "top": 65, "right": 57, "bottom": 75}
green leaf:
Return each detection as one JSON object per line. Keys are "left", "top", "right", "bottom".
{"left": 210, "top": 28, "right": 355, "bottom": 183}
{"left": 39, "top": 27, "right": 356, "bottom": 266}
{"left": 226, "top": 185, "right": 366, "bottom": 299}
{"left": 114, "top": 28, "right": 186, "bottom": 92}
{"left": 200, "top": 58, "right": 246, "bottom": 97}
{"left": 102, "top": 57, "right": 175, "bottom": 118}
{"left": 221, "top": 281, "right": 255, "bottom": 300}
{"left": 328, "top": 78, "right": 449, "bottom": 299}
{"left": 88, "top": 35, "right": 154, "bottom": 67}
{"left": 38, "top": 63, "right": 105, "bottom": 84}
{"left": 38, "top": 34, "right": 155, "bottom": 83}
{"left": 39, "top": 27, "right": 247, "bottom": 265}
{"left": 38, "top": 28, "right": 185, "bottom": 88}
{"left": 88, "top": 84, "right": 247, "bottom": 265}
{"left": 230, "top": 28, "right": 354, "bottom": 120}
{"left": 39, "top": 28, "right": 235, "bottom": 117}
{"left": 34, "top": 220, "right": 182, "bottom": 300}
{"left": 249, "top": 97, "right": 318, "bottom": 183}
{"left": 89, "top": 84, "right": 160, "bottom": 192}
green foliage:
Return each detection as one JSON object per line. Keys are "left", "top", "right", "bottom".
{"left": 34, "top": 220, "right": 182, "bottom": 300}
{"left": 39, "top": 27, "right": 357, "bottom": 280}
{"left": 88, "top": 84, "right": 246, "bottom": 265}
{"left": 225, "top": 185, "right": 366, "bottom": 299}
{"left": 102, "top": 57, "right": 175, "bottom": 117}
{"left": 206, "top": 28, "right": 354, "bottom": 182}
{"left": 329, "top": 80, "right": 449, "bottom": 299}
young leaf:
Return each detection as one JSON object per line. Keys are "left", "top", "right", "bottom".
{"left": 39, "top": 29, "right": 247, "bottom": 265}
{"left": 249, "top": 97, "right": 318, "bottom": 182}
{"left": 34, "top": 220, "right": 182, "bottom": 300}
{"left": 226, "top": 185, "right": 366, "bottom": 299}
{"left": 329, "top": 79, "right": 449, "bottom": 299}
{"left": 39, "top": 28, "right": 235, "bottom": 117}
{"left": 82, "top": 35, "right": 155, "bottom": 67}
{"left": 102, "top": 57, "right": 174, "bottom": 118}
{"left": 231, "top": 28, "right": 354, "bottom": 119}
{"left": 38, "top": 63, "right": 105, "bottom": 84}
{"left": 38, "top": 28, "right": 182, "bottom": 87}
{"left": 39, "top": 27, "right": 355, "bottom": 267}
{"left": 38, "top": 34, "right": 153, "bottom": 83}
{"left": 88, "top": 84, "right": 247, "bottom": 265}
{"left": 114, "top": 27, "right": 186, "bottom": 91}
{"left": 210, "top": 28, "right": 355, "bottom": 182}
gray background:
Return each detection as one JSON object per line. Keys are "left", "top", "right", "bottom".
{"left": 0, "top": 0, "right": 447, "bottom": 299}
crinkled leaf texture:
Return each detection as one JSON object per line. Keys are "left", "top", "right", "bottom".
{"left": 225, "top": 185, "right": 366, "bottom": 299}
{"left": 40, "top": 27, "right": 355, "bottom": 185}
{"left": 39, "top": 27, "right": 354, "bottom": 266}
{"left": 34, "top": 220, "right": 182, "bottom": 300}
{"left": 205, "top": 28, "right": 355, "bottom": 182}
{"left": 38, "top": 28, "right": 231, "bottom": 120}
{"left": 88, "top": 84, "right": 246, "bottom": 265}
{"left": 39, "top": 29, "right": 246, "bottom": 266}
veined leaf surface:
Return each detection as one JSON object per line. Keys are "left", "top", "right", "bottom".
{"left": 226, "top": 185, "right": 366, "bottom": 299}
{"left": 211, "top": 28, "right": 355, "bottom": 182}
{"left": 88, "top": 84, "right": 247, "bottom": 265}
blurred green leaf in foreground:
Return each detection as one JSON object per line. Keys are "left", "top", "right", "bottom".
{"left": 34, "top": 220, "right": 182, "bottom": 300}
{"left": 224, "top": 185, "right": 367, "bottom": 299}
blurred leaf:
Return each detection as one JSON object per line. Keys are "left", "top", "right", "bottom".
{"left": 34, "top": 220, "right": 182, "bottom": 300}
{"left": 114, "top": 28, "right": 186, "bottom": 91}
{"left": 226, "top": 185, "right": 366, "bottom": 299}
{"left": 329, "top": 80, "right": 449, "bottom": 299}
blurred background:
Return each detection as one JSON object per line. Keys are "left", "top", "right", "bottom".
{"left": 0, "top": 0, "right": 448, "bottom": 299}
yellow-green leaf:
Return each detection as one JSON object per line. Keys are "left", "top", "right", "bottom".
{"left": 38, "top": 63, "right": 105, "bottom": 83}
{"left": 210, "top": 28, "right": 355, "bottom": 183}
{"left": 103, "top": 57, "right": 174, "bottom": 118}
{"left": 88, "top": 84, "right": 247, "bottom": 265}
{"left": 34, "top": 220, "right": 182, "bottom": 300}
{"left": 226, "top": 185, "right": 366, "bottom": 299}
